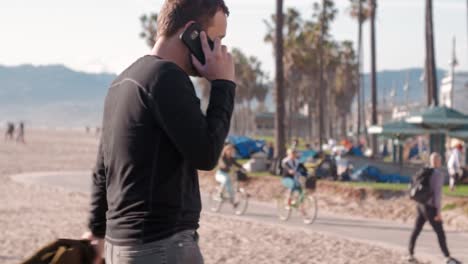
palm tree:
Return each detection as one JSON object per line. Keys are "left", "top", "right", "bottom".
{"left": 230, "top": 48, "right": 268, "bottom": 135}
{"left": 265, "top": 3, "right": 356, "bottom": 147}
{"left": 275, "top": 0, "right": 286, "bottom": 159}
{"left": 337, "top": 41, "right": 359, "bottom": 137}
{"left": 349, "top": 0, "right": 371, "bottom": 141}
{"left": 265, "top": 8, "right": 306, "bottom": 141}
{"left": 139, "top": 13, "right": 158, "bottom": 48}
{"left": 369, "top": 0, "right": 378, "bottom": 156}
{"left": 314, "top": 0, "right": 337, "bottom": 150}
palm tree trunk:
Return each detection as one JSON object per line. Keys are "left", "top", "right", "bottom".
{"left": 327, "top": 75, "right": 334, "bottom": 140}
{"left": 356, "top": 0, "right": 363, "bottom": 141}
{"left": 307, "top": 79, "right": 314, "bottom": 141}
{"left": 370, "top": 0, "right": 378, "bottom": 156}
{"left": 426, "top": 0, "right": 444, "bottom": 158}
{"left": 341, "top": 112, "right": 347, "bottom": 138}
{"left": 288, "top": 90, "right": 293, "bottom": 141}
{"left": 275, "top": 0, "right": 286, "bottom": 159}
{"left": 308, "top": 100, "right": 313, "bottom": 140}
{"left": 318, "top": 0, "right": 326, "bottom": 152}
{"left": 425, "top": 0, "right": 438, "bottom": 106}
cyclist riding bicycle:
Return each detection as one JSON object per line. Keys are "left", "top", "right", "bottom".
{"left": 281, "top": 148, "right": 307, "bottom": 204}
{"left": 215, "top": 144, "right": 245, "bottom": 207}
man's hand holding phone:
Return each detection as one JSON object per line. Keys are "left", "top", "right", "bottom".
{"left": 191, "top": 31, "right": 235, "bottom": 82}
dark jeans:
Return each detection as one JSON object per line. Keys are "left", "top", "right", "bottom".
{"left": 105, "top": 230, "right": 204, "bottom": 264}
{"left": 409, "top": 205, "right": 450, "bottom": 257}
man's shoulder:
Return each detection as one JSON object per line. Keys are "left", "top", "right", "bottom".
{"left": 140, "top": 57, "right": 191, "bottom": 87}
{"left": 112, "top": 56, "right": 190, "bottom": 92}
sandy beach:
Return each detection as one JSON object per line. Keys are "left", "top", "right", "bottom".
{"left": 0, "top": 129, "right": 441, "bottom": 263}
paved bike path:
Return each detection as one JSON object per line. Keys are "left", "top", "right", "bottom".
{"left": 12, "top": 171, "right": 468, "bottom": 263}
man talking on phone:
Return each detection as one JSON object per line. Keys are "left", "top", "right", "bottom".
{"left": 82, "top": 1, "right": 235, "bottom": 263}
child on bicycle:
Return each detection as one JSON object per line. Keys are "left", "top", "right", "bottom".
{"left": 215, "top": 144, "right": 245, "bottom": 207}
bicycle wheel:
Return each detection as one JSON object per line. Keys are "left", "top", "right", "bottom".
{"left": 276, "top": 189, "right": 292, "bottom": 221}
{"left": 208, "top": 187, "right": 224, "bottom": 212}
{"left": 234, "top": 188, "right": 249, "bottom": 216}
{"left": 300, "top": 194, "right": 318, "bottom": 225}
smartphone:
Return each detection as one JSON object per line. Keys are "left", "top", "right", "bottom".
{"left": 180, "top": 23, "right": 214, "bottom": 65}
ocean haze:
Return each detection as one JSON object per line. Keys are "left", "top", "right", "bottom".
{"left": 0, "top": 64, "right": 115, "bottom": 127}
{"left": 0, "top": 64, "right": 448, "bottom": 127}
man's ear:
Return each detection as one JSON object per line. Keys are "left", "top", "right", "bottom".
{"left": 177, "top": 21, "right": 197, "bottom": 39}
{"left": 184, "top": 21, "right": 197, "bottom": 30}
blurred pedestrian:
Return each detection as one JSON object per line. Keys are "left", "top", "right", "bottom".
{"left": 291, "top": 138, "right": 299, "bottom": 149}
{"left": 266, "top": 142, "right": 274, "bottom": 161}
{"left": 16, "top": 122, "right": 25, "bottom": 143}
{"left": 447, "top": 143, "right": 463, "bottom": 192}
{"left": 4, "top": 122, "right": 14, "bottom": 141}
{"left": 408, "top": 153, "right": 458, "bottom": 263}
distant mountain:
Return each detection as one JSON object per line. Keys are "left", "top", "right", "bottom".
{"left": 0, "top": 64, "right": 449, "bottom": 127}
{"left": 361, "top": 68, "right": 446, "bottom": 105}
{"left": 0, "top": 64, "right": 116, "bottom": 127}
{"left": 260, "top": 68, "right": 447, "bottom": 112}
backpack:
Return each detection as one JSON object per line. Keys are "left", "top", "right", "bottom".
{"left": 305, "top": 176, "right": 317, "bottom": 190}
{"left": 409, "top": 167, "right": 434, "bottom": 203}
{"left": 236, "top": 170, "right": 249, "bottom": 182}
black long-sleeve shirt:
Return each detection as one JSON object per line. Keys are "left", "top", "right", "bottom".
{"left": 88, "top": 55, "right": 236, "bottom": 245}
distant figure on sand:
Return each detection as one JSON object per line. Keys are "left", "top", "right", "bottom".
{"left": 4, "top": 122, "right": 15, "bottom": 141}
{"left": 16, "top": 122, "right": 25, "bottom": 143}
{"left": 408, "top": 153, "right": 459, "bottom": 264}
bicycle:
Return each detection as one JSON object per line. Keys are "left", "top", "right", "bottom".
{"left": 208, "top": 171, "right": 249, "bottom": 215}
{"left": 275, "top": 177, "right": 318, "bottom": 224}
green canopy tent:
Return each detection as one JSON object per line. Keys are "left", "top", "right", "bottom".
{"left": 368, "top": 120, "right": 436, "bottom": 165}
{"left": 368, "top": 120, "right": 436, "bottom": 137}
{"left": 448, "top": 125, "right": 468, "bottom": 139}
{"left": 405, "top": 106, "right": 468, "bottom": 158}
{"left": 406, "top": 106, "right": 468, "bottom": 129}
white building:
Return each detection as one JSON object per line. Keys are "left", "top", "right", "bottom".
{"left": 440, "top": 72, "right": 468, "bottom": 114}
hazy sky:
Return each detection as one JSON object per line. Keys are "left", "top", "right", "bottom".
{"left": 1, "top": 0, "right": 466, "bottom": 77}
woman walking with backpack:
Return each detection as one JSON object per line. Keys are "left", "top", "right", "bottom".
{"left": 408, "top": 153, "right": 459, "bottom": 264}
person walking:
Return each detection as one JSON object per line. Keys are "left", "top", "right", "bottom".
{"left": 16, "top": 122, "right": 25, "bottom": 143}
{"left": 82, "top": 1, "right": 236, "bottom": 263}
{"left": 408, "top": 153, "right": 458, "bottom": 263}
{"left": 447, "top": 143, "right": 463, "bottom": 192}
{"left": 5, "top": 122, "right": 14, "bottom": 141}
